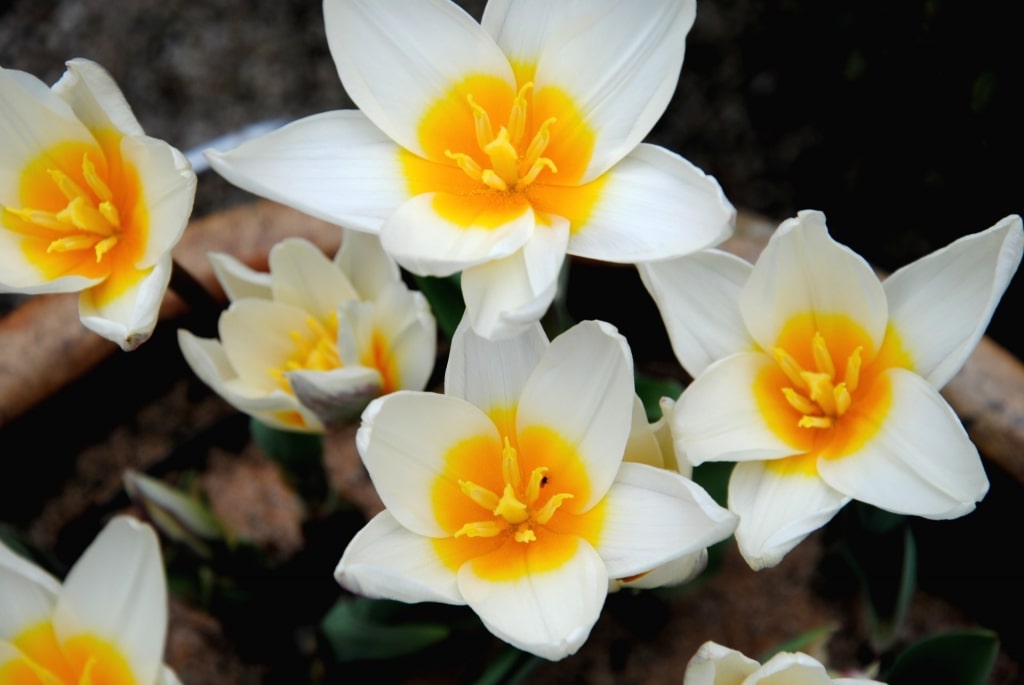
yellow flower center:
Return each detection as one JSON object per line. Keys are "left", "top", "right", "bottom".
{"left": 1, "top": 621, "right": 137, "bottom": 685}
{"left": 772, "top": 331, "right": 863, "bottom": 430}
{"left": 270, "top": 311, "right": 342, "bottom": 392}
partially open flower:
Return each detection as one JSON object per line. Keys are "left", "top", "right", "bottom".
{"left": 179, "top": 232, "right": 436, "bottom": 432}
{"left": 684, "top": 641, "right": 884, "bottom": 685}
{"left": 0, "top": 59, "right": 196, "bottom": 350}
{"left": 0, "top": 516, "right": 181, "bottom": 685}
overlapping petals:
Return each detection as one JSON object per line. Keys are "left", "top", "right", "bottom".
{"left": 336, "top": 318, "right": 735, "bottom": 660}
{"left": 0, "top": 59, "right": 196, "bottom": 350}
{"left": 207, "top": 0, "right": 735, "bottom": 339}
{"left": 640, "top": 210, "right": 1023, "bottom": 569}
{"left": 178, "top": 232, "right": 435, "bottom": 432}
{"left": 684, "top": 640, "right": 885, "bottom": 685}
{"left": 0, "top": 516, "right": 180, "bottom": 685}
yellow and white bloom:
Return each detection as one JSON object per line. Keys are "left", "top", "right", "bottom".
{"left": 336, "top": 318, "right": 736, "bottom": 660}
{"left": 640, "top": 211, "right": 1023, "bottom": 569}
{"left": 0, "top": 516, "right": 181, "bottom": 685}
{"left": 179, "top": 232, "right": 436, "bottom": 433}
{"left": 0, "top": 59, "right": 196, "bottom": 350}
{"left": 206, "top": 0, "right": 735, "bottom": 340}
{"left": 684, "top": 641, "right": 884, "bottom": 685}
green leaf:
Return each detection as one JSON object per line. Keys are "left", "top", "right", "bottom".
{"left": 758, "top": 623, "right": 838, "bottom": 662}
{"left": 321, "top": 597, "right": 450, "bottom": 662}
{"left": 692, "top": 461, "right": 733, "bottom": 509}
{"left": 885, "top": 630, "right": 999, "bottom": 685}
{"left": 473, "top": 645, "right": 542, "bottom": 685}
{"left": 413, "top": 273, "right": 464, "bottom": 340}
{"left": 633, "top": 373, "right": 684, "bottom": 422}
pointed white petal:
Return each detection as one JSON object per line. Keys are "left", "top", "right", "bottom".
{"left": 595, "top": 463, "right": 736, "bottom": 579}
{"left": 729, "top": 460, "right": 850, "bottom": 570}
{"left": 336, "top": 511, "right": 463, "bottom": 605}
{"left": 683, "top": 641, "right": 760, "bottom": 685}
{"left": 623, "top": 395, "right": 665, "bottom": 469}
{"left": 750, "top": 651, "right": 833, "bottom": 684}
{"left": 740, "top": 211, "right": 887, "bottom": 352}
{"left": 884, "top": 215, "right": 1024, "bottom": 388}
{"left": 324, "top": 0, "right": 514, "bottom": 158}
{"left": 457, "top": 535, "right": 606, "bottom": 661}
{"left": 516, "top": 321, "right": 634, "bottom": 509}
{"left": 218, "top": 299, "right": 312, "bottom": 391}
{"left": 52, "top": 59, "right": 144, "bottom": 137}
{"left": 78, "top": 254, "right": 172, "bottom": 351}
{"left": 568, "top": 145, "right": 734, "bottom": 262}
{"left": 269, "top": 238, "right": 358, "bottom": 319}
{"left": 356, "top": 392, "right": 500, "bottom": 536}
{"left": 54, "top": 517, "right": 165, "bottom": 685}
{"left": 120, "top": 135, "right": 196, "bottom": 269}
{"left": 818, "top": 368, "right": 988, "bottom": 519}
{"left": 486, "top": 1, "right": 695, "bottom": 181}
{"left": 288, "top": 366, "right": 382, "bottom": 426}
{"left": 674, "top": 352, "right": 802, "bottom": 465}
{"left": 158, "top": 666, "right": 184, "bottom": 685}
{"left": 335, "top": 228, "right": 400, "bottom": 301}
{"left": 460, "top": 215, "right": 568, "bottom": 339}
{"left": 381, "top": 192, "right": 535, "bottom": 277}
{"left": 206, "top": 110, "right": 407, "bottom": 232}
{"left": 444, "top": 314, "right": 547, "bottom": 409}
{"left": 208, "top": 251, "right": 273, "bottom": 302}
{"left": 0, "top": 566, "right": 57, "bottom": 640}
{"left": 639, "top": 248, "right": 754, "bottom": 377}
{"left": 0, "top": 542, "right": 60, "bottom": 597}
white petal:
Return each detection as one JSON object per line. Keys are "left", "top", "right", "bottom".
{"left": 381, "top": 192, "right": 534, "bottom": 276}
{"left": 638, "top": 248, "right": 755, "bottom": 377}
{"left": 218, "top": 299, "right": 312, "bottom": 391}
{"left": 485, "top": 1, "right": 695, "bottom": 181}
{"left": 356, "top": 392, "right": 501, "bottom": 536}
{"left": 460, "top": 215, "right": 568, "bottom": 339}
{"left": 206, "top": 110, "right": 407, "bottom": 232}
{"left": 611, "top": 549, "right": 706, "bottom": 591}
{"left": 818, "top": 368, "right": 988, "bottom": 519}
{"left": 0, "top": 541, "right": 60, "bottom": 597}
{"left": 568, "top": 145, "right": 734, "bottom": 262}
{"left": 288, "top": 366, "right": 382, "bottom": 426}
{"left": 52, "top": 59, "right": 144, "bottom": 137}
{"left": 674, "top": 352, "right": 802, "bottom": 465}
{"left": 269, "top": 238, "right": 358, "bottom": 319}
{"left": 0, "top": 230, "right": 103, "bottom": 294}
{"left": 595, "top": 463, "right": 736, "bottom": 579}
{"left": 683, "top": 641, "right": 760, "bottom": 685}
{"left": 729, "top": 461, "right": 850, "bottom": 570}
{"left": 54, "top": 517, "right": 166, "bottom": 685}
{"left": 0, "top": 566, "right": 57, "bottom": 640}
{"left": 336, "top": 511, "right": 463, "bottom": 605}
{"left": 120, "top": 134, "right": 196, "bottom": 269}
{"left": 335, "top": 228, "right": 400, "bottom": 300}
{"left": 324, "top": 0, "right": 514, "bottom": 158}
{"left": 516, "top": 321, "right": 634, "bottom": 510}
{"left": 371, "top": 285, "right": 438, "bottom": 392}
{"left": 884, "top": 214, "right": 1024, "bottom": 388}
{"left": 750, "top": 651, "right": 834, "bottom": 684}
{"left": 78, "top": 254, "right": 172, "bottom": 351}
{"left": 158, "top": 666, "right": 185, "bottom": 685}
{"left": 623, "top": 395, "right": 665, "bottom": 468}
{"left": 457, "top": 535, "right": 606, "bottom": 661}
{"left": 208, "top": 251, "right": 273, "bottom": 302}
{"left": 444, "top": 314, "right": 547, "bottom": 410}
{"left": 740, "top": 211, "right": 888, "bottom": 353}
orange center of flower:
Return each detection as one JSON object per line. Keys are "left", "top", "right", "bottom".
{"left": 1, "top": 136, "right": 148, "bottom": 304}
{"left": 1, "top": 621, "right": 137, "bottom": 685}
{"left": 270, "top": 311, "right": 342, "bottom": 392}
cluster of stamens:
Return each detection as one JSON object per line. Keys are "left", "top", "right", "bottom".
{"left": 455, "top": 438, "right": 571, "bottom": 544}
{"left": 3, "top": 154, "right": 122, "bottom": 263}
{"left": 445, "top": 82, "right": 558, "bottom": 192}
{"left": 271, "top": 312, "right": 342, "bottom": 391}
{"left": 773, "top": 331, "right": 863, "bottom": 429}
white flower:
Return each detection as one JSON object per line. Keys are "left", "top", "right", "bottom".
{"left": 206, "top": 0, "right": 734, "bottom": 340}
{"left": 0, "top": 516, "right": 181, "bottom": 685}
{"left": 640, "top": 211, "right": 1023, "bottom": 569}
{"left": 0, "top": 59, "right": 196, "bottom": 350}
{"left": 178, "top": 232, "right": 436, "bottom": 433}
{"left": 684, "top": 641, "right": 885, "bottom": 685}
{"left": 335, "top": 318, "right": 736, "bottom": 660}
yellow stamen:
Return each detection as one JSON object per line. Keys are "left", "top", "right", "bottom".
{"left": 493, "top": 483, "right": 529, "bottom": 524}
{"left": 82, "top": 153, "right": 113, "bottom": 201}
{"left": 834, "top": 382, "right": 852, "bottom": 415}
{"left": 47, "top": 167, "right": 88, "bottom": 202}
{"left": 500, "top": 437, "right": 521, "bottom": 490}
{"left": 466, "top": 93, "right": 494, "bottom": 150}
{"left": 802, "top": 371, "right": 837, "bottom": 416}
{"left": 845, "top": 346, "right": 863, "bottom": 393}
{"left": 455, "top": 520, "right": 505, "bottom": 538}
{"left": 459, "top": 480, "right": 500, "bottom": 511}
{"left": 782, "top": 387, "right": 820, "bottom": 415}
{"left": 524, "top": 466, "right": 548, "bottom": 505}
{"left": 812, "top": 331, "right": 835, "bottom": 376}
{"left": 798, "top": 415, "right": 834, "bottom": 429}
{"left": 772, "top": 347, "right": 807, "bottom": 389}
{"left": 534, "top": 492, "right": 573, "bottom": 525}
{"left": 47, "top": 234, "right": 100, "bottom": 253}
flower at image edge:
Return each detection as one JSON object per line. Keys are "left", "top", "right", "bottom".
{"left": 0, "top": 59, "right": 196, "bottom": 350}
{"left": 336, "top": 318, "right": 736, "bottom": 660}
{"left": 206, "top": 0, "right": 735, "bottom": 339}
{"left": 683, "top": 640, "right": 885, "bottom": 684}
{"left": 0, "top": 516, "right": 181, "bottom": 685}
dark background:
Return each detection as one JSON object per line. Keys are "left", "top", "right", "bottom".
{"left": 1, "top": 0, "right": 1021, "bottom": 356}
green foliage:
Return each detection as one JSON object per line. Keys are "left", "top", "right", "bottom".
{"left": 633, "top": 372, "right": 684, "bottom": 422}
{"left": 885, "top": 630, "right": 1000, "bottom": 685}
{"left": 412, "top": 273, "right": 465, "bottom": 340}
{"left": 320, "top": 597, "right": 451, "bottom": 662}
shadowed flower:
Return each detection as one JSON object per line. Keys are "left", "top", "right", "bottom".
{"left": 335, "top": 318, "right": 735, "bottom": 660}
{"left": 0, "top": 516, "right": 181, "bottom": 685}
{"left": 684, "top": 641, "right": 884, "bottom": 684}
{"left": 0, "top": 59, "right": 196, "bottom": 350}
{"left": 206, "top": 0, "right": 734, "bottom": 339}
{"left": 179, "top": 232, "right": 436, "bottom": 433}
{"left": 640, "top": 211, "right": 1023, "bottom": 569}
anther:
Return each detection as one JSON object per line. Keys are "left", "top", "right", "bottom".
{"left": 811, "top": 332, "right": 835, "bottom": 376}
